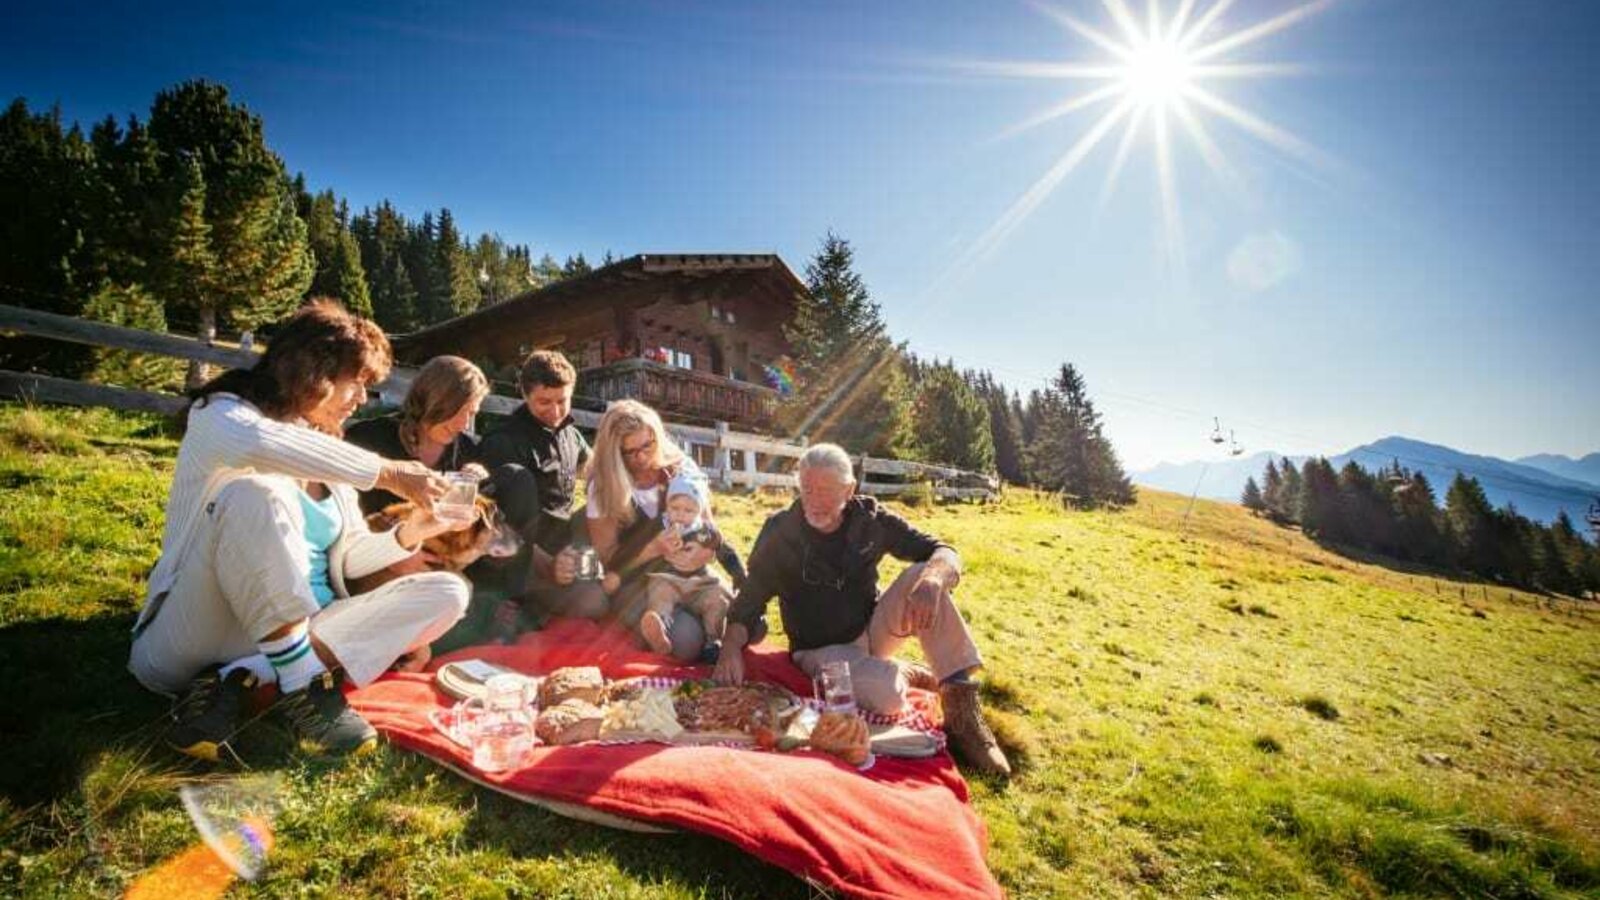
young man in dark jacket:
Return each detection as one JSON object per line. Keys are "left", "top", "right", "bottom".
{"left": 714, "top": 443, "right": 1011, "bottom": 777}
{"left": 475, "top": 350, "right": 595, "bottom": 628}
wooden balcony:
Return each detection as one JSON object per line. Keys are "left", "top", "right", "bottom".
{"left": 576, "top": 358, "right": 780, "bottom": 428}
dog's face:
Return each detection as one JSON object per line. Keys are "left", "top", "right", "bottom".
{"left": 369, "top": 494, "right": 522, "bottom": 571}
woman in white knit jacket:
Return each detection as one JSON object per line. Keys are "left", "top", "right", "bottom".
{"left": 129, "top": 300, "right": 470, "bottom": 760}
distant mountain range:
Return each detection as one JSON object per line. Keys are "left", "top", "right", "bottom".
{"left": 1515, "top": 453, "right": 1600, "bottom": 488}
{"left": 1133, "top": 437, "right": 1600, "bottom": 528}
{"left": 1133, "top": 451, "right": 1303, "bottom": 506}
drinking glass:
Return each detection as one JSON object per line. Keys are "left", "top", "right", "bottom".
{"left": 817, "top": 660, "right": 858, "bottom": 715}
{"left": 435, "top": 472, "right": 478, "bottom": 524}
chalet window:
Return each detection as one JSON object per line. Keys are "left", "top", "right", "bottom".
{"left": 725, "top": 310, "right": 737, "bottom": 325}
{"left": 669, "top": 349, "right": 694, "bottom": 370}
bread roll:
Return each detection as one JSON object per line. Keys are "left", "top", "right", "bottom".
{"left": 811, "top": 711, "right": 870, "bottom": 766}
{"left": 536, "top": 699, "right": 604, "bottom": 745}
{"left": 538, "top": 666, "right": 604, "bottom": 708}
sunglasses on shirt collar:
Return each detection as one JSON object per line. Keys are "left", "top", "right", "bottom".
{"left": 800, "top": 543, "right": 847, "bottom": 591}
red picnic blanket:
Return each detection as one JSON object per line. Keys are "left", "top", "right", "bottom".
{"left": 348, "top": 619, "right": 1002, "bottom": 900}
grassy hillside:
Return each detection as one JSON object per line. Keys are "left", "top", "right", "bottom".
{"left": 1, "top": 403, "right": 1597, "bottom": 898}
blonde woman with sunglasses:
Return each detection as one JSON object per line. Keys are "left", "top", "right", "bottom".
{"left": 580, "top": 400, "right": 725, "bottom": 660}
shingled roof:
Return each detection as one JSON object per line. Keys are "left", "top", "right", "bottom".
{"left": 389, "top": 253, "right": 806, "bottom": 365}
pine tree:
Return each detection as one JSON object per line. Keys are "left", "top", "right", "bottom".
{"left": 435, "top": 208, "right": 479, "bottom": 318}
{"left": 158, "top": 156, "right": 218, "bottom": 386}
{"left": 911, "top": 363, "right": 995, "bottom": 472}
{"left": 1241, "top": 476, "right": 1265, "bottom": 512}
{"left": 1297, "top": 457, "right": 1343, "bottom": 540}
{"left": 533, "top": 253, "right": 564, "bottom": 286}
{"left": 1534, "top": 526, "right": 1577, "bottom": 595}
{"left": 228, "top": 178, "right": 315, "bottom": 331}
{"left": 0, "top": 100, "right": 100, "bottom": 375}
{"left": 87, "top": 113, "right": 163, "bottom": 291}
{"left": 405, "top": 211, "right": 445, "bottom": 325}
{"left": 1338, "top": 460, "right": 1389, "bottom": 552}
{"left": 1445, "top": 474, "right": 1500, "bottom": 577}
{"left": 300, "top": 187, "right": 370, "bottom": 316}
{"left": 1261, "top": 459, "right": 1284, "bottom": 521}
{"left": 780, "top": 233, "right": 915, "bottom": 457}
{"left": 973, "top": 372, "right": 1025, "bottom": 483}
{"left": 379, "top": 254, "right": 419, "bottom": 333}
{"left": 146, "top": 80, "right": 312, "bottom": 339}
{"left": 354, "top": 201, "right": 418, "bottom": 332}
{"left": 1494, "top": 504, "right": 1537, "bottom": 588}
{"left": 1024, "top": 363, "right": 1134, "bottom": 507}
{"left": 81, "top": 282, "right": 184, "bottom": 390}
{"left": 562, "top": 253, "right": 592, "bottom": 278}
{"left": 471, "top": 233, "right": 533, "bottom": 307}
{"left": 1279, "top": 459, "right": 1304, "bottom": 523}
{"left": 160, "top": 156, "right": 216, "bottom": 324}
{"left": 1549, "top": 511, "right": 1593, "bottom": 595}
{"left": 1393, "top": 471, "right": 1447, "bottom": 564}
{"left": 1020, "top": 389, "right": 1043, "bottom": 449}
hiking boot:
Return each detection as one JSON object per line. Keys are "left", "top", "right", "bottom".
{"left": 273, "top": 671, "right": 378, "bottom": 756}
{"left": 940, "top": 680, "right": 1012, "bottom": 778}
{"left": 900, "top": 661, "right": 939, "bottom": 693}
{"left": 168, "top": 666, "right": 258, "bottom": 763}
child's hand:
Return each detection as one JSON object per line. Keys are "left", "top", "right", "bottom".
{"left": 601, "top": 572, "right": 621, "bottom": 595}
{"left": 649, "top": 527, "right": 684, "bottom": 558}
{"left": 666, "top": 543, "right": 715, "bottom": 573}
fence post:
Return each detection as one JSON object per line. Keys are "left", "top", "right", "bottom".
{"left": 715, "top": 421, "right": 732, "bottom": 489}
{"left": 743, "top": 438, "right": 758, "bottom": 488}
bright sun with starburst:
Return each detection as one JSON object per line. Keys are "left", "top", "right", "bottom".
{"left": 948, "top": 0, "right": 1338, "bottom": 280}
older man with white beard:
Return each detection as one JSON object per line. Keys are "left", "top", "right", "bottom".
{"left": 715, "top": 443, "right": 1010, "bottom": 777}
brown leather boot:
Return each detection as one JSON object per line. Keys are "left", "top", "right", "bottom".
{"left": 900, "top": 661, "right": 939, "bottom": 693}
{"left": 940, "top": 680, "right": 1012, "bottom": 777}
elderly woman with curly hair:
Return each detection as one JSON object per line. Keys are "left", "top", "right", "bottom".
{"left": 130, "top": 300, "right": 471, "bottom": 761}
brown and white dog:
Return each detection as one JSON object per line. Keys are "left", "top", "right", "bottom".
{"left": 347, "top": 494, "right": 522, "bottom": 594}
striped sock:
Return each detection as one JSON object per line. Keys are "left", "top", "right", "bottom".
{"left": 220, "top": 653, "right": 276, "bottom": 685}
{"left": 260, "top": 624, "right": 326, "bottom": 694}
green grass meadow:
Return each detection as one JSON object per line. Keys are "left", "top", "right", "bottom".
{"left": 1, "top": 403, "right": 1597, "bottom": 898}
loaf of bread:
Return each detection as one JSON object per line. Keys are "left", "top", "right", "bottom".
{"left": 535, "top": 699, "right": 604, "bottom": 745}
{"left": 810, "top": 710, "right": 870, "bottom": 766}
{"left": 538, "top": 666, "right": 604, "bottom": 708}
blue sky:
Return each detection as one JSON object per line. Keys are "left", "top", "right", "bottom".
{"left": 6, "top": 0, "right": 1598, "bottom": 469}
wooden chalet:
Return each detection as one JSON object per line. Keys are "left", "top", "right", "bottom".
{"left": 390, "top": 253, "right": 805, "bottom": 429}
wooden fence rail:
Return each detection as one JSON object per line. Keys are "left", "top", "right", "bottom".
{"left": 0, "top": 303, "right": 998, "bottom": 500}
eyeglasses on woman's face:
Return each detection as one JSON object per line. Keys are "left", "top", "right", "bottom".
{"left": 621, "top": 434, "right": 657, "bottom": 460}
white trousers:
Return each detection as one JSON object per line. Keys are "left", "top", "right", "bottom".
{"left": 129, "top": 477, "right": 468, "bottom": 694}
